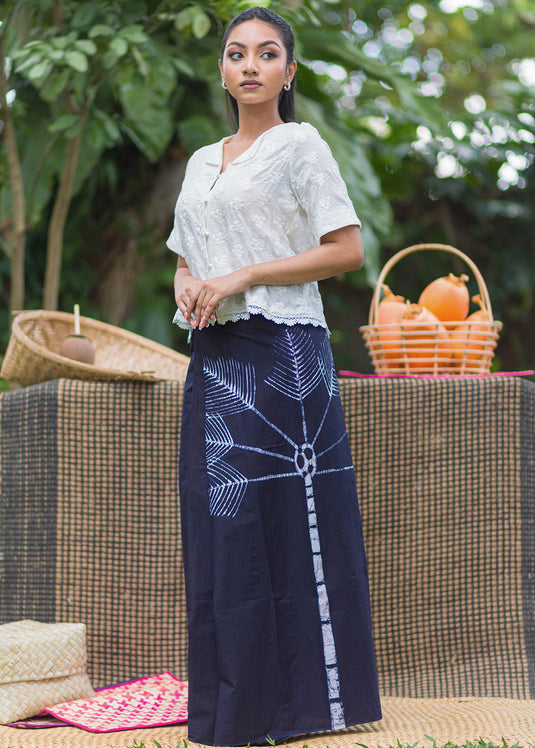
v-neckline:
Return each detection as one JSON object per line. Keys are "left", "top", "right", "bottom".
{"left": 219, "top": 121, "right": 289, "bottom": 174}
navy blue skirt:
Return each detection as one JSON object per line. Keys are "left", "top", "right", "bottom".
{"left": 179, "top": 316, "right": 381, "bottom": 746}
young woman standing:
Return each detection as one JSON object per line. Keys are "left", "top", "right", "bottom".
{"left": 168, "top": 7, "right": 382, "bottom": 745}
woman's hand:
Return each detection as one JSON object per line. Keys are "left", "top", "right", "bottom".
{"left": 174, "top": 258, "right": 249, "bottom": 329}
{"left": 174, "top": 260, "right": 215, "bottom": 327}
{"left": 188, "top": 269, "right": 249, "bottom": 329}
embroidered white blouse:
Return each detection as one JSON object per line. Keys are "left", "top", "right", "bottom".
{"left": 167, "top": 121, "right": 360, "bottom": 330}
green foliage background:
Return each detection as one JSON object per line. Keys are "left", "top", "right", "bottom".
{"left": 1, "top": 0, "right": 534, "bottom": 374}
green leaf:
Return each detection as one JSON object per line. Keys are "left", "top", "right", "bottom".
{"left": 88, "top": 24, "right": 115, "bottom": 38}
{"left": 51, "top": 33, "right": 77, "bottom": 50}
{"left": 132, "top": 46, "right": 149, "bottom": 76}
{"left": 192, "top": 11, "right": 211, "bottom": 39}
{"left": 49, "top": 113, "right": 80, "bottom": 133}
{"left": 65, "top": 124, "right": 82, "bottom": 139}
{"left": 101, "top": 50, "right": 119, "bottom": 69}
{"left": 119, "top": 77, "right": 174, "bottom": 160}
{"left": 47, "top": 49, "right": 65, "bottom": 62}
{"left": 173, "top": 9, "right": 193, "bottom": 31}
{"left": 27, "top": 59, "right": 51, "bottom": 81}
{"left": 18, "top": 41, "right": 43, "bottom": 50}
{"left": 103, "top": 117, "right": 121, "bottom": 142}
{"left": 173, "top": 57, "right": 195, "bottom": 78}
{"left": 14, "top": 54, "right": 43, "bottom": 74}
{"left": 178, "top": 115, "right": 224, "bottom": 154}
{"left": 118, "top": 25, "right": 148, "bottom": 44}
{"left": 110, "top": 37, "right": 128, "bottom": 57}
{"left": 64, "top": 50, "right": 88, "bottom": 73}
{"left": 75, "top": 39, "right": 98, "bottom": 55}
{"left": 40, "top": 70, "right": 70, "bottom": 102}
{"left": 93, "top": 109, "right": 122, "bottom": 144}
{"left": 71, "top": 3, "right": 100, "bottom": 30}
{"left": 236, "top": 0, "right": 271, "bottom": 8}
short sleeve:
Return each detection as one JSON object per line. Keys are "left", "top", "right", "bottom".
{"left": 166, "top": 150, "right": 201, "bottom": 256}
{"left": 289, "top": 123, "right": 360, "bottom": 242}
{"left": 166, "top": 224, "right": 182, "bottom": 255}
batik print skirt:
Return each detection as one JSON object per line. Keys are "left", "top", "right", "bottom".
{"left": 179, "top": 315, "right": 381, "bottom": 747}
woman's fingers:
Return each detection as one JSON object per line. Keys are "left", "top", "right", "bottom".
{"left": 178, "top": 273, "right": 240, "bottom": 329}
{"left": 193, "top": 286, "right": 220, "bottom": 329}
{"left": 177, "top": 280, "right": 202, "bottom": 321}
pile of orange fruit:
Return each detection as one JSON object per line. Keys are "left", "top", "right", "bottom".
{"left": 372, "top": 273, "right": 494, "bottom": 372}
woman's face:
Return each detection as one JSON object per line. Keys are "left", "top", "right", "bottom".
{"left": 219, "top": 19, "right": 296, "bottom": 111}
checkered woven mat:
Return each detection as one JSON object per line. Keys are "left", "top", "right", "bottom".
{"left": 2, "top": 696, "right": 535, "bottom": 747}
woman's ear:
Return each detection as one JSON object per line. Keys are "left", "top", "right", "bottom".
{"left": 286, "top": 60, "right": 297, "bottom": 82}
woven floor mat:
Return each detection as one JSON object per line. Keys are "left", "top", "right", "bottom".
{"left": 1, "top": 697, "right": 535, "bottom": 748}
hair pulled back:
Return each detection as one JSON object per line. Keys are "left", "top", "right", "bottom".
{"left": 220, "top": 6, "right": 296, "bottom": 129}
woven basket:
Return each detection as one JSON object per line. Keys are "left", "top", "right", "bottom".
{"left": 1, "top": 310, "right": 190, "bottom": 387}
{"left": 360, "top": 244, "right": 502, "bottom": 375}
{"left": 0, "top": 620, "right": 94, "bottom": 724}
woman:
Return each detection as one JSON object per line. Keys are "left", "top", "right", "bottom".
{"left": 168, "top": 7, "right": 382, "bottom": 746}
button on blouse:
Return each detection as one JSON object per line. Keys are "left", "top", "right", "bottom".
{"left": 167, "top": 121, "right": 360, "bottom": 330}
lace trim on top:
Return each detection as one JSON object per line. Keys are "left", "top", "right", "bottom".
{"left": 172, "top": 305, "right": 328, "bottom": 331}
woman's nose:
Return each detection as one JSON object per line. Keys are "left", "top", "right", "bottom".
{"left": 243, "top": 56, "right": 258, "bottom": 74}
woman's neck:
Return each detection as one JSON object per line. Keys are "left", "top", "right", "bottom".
{"left": 233, "top": 105, "right": 284, "bottom": 143}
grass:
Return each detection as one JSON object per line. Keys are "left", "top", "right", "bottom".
{"left": 90, "top": 740, "right": 534, "bottom": 748}
{"left": 5, "top": 737, "right": 535, "bottom": 748}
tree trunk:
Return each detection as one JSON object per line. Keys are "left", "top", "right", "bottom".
{"left": 0, "top": 40, "right": 26, "bottom": 313}
{"left": 43, "top": 126, "right": 84, "bottom": 310}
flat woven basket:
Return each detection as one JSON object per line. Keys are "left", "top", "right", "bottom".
{"left": 1, "top": 310, "right": 190, "bottom": 387}
{"left": 0, "top": 620, "right": 94, "bottom": 724}
{"left": 360, "top": 243, "right": 502, "bottom": 375}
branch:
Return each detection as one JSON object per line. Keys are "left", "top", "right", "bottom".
{"left": 0, "top": 39, "right": 26, "bottom": 312}
{"left": 53, "top": 0, "right": 64, "bottom": 33}
{"left": 43, "top": 121, "right": 84, "bottom": 310}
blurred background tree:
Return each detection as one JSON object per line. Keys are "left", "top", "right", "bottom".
{"left": 1, "top": 0, "right": 534, "bottom": 376}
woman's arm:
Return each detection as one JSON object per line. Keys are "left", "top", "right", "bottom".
{"left": 246, "top": 225, "right": 363, "bottom": 285}
{"left": 177, "top": 225, "right": 363, "bottom": 329}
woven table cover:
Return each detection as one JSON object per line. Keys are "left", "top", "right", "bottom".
{"left": 1, "top": 375, "right": 535, "bottom": 707}
{"left": 0, "top": 380, "right": 186, "bottom": 688}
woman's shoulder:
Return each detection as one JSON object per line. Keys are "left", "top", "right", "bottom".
{"left": 278, "top": 120, "right": 321, "bottom": 143}
{"left": 265, "top": 122, "right": 325, "bottom": 161}
{"left": 281, "top": 122, "right": 331, "bottom": 157}
{"left": 186, "top": 138, "right": 224, "bottom": 168}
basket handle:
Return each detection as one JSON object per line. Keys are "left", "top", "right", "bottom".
{"left": 369, "top": 243, "right": 495, "bottom": 325}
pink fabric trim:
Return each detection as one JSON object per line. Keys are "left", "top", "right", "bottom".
{"left": 44, "top": 672, "right": 188, "bottom": 733}
{"left": 338, "top": 370, "right": 535, "bottom": 380}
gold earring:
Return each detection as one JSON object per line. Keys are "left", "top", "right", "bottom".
{"left": 283, "top": 81, "right": 291, "bottom": 91}
{"left": 222, "top": 81, "right": 228, "bottom": 89}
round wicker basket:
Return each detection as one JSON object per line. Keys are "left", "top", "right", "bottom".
{"left": 1, "top": 310, "right": 191, "bottom": 386}
{"left": 360, "top": 244, "right": 502, "bottom": 375}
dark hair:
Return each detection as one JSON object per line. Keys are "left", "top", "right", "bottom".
{"left": 220, "top": 7, "right": 296, "bottom": 129}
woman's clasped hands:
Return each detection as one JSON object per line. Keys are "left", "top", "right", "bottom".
{"left": 175, "top": 267, "right": 249, "bottom": 330}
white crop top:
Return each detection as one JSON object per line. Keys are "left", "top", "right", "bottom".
{"left": 167, "top": 121, "right": 360, "bottom": 330}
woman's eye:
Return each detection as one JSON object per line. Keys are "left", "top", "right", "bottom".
{"left": 229, "top": 51, "right": 243, "bottom": 60}
{"left": 261, "top": 51, "right": 277, "bottom": 59}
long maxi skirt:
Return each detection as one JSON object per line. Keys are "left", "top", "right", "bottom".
{"left": 179, "top": 315, "right": 382, "bottom": 747}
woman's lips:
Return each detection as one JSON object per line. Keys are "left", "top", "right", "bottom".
{"left": 241, "top": 81, "right": 261, "bottom": 89}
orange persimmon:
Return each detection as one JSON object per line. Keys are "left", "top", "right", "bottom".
{"left": 400, "top": 303, "right": 451, "bottom": 371}
{"left": 418, "top": 273, "right": 470, "bottom": 324}
{"left": 373, "top": 285, "right": 407, "bottom": 361}
{"left": 450, "top": 294, "right": 490, "bottom": 363}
